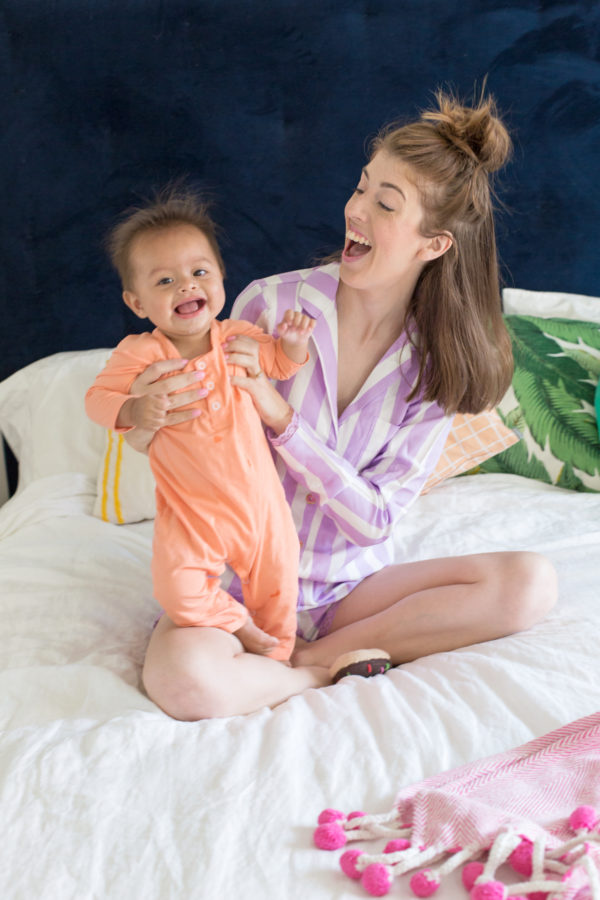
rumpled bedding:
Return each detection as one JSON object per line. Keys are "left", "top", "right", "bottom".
{"left": 1, "top": 472, "right": 600, "bottom": 899}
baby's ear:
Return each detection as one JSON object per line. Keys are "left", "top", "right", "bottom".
{"left": 123, "top": 290, "right": 147, "bottom": 319}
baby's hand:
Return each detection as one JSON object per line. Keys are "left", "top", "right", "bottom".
{"left": 118, "top": 393, "right": 202, "bottom": 432}
{"left": 277, "top": 310, "right": 316, "bottom": 345}
{"left": 127, "top": 394, "right": 171, "bottom": 431}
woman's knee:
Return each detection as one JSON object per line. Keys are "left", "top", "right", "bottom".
{"left": 143, "top": 665, "right": 213, "bottom": 721}
{"left": 142, "top": 625, "right": 237, "bottom": 721}
{"left": 496, "top": 551, "right": 557, "bottom": 632}
{"left": 142, "top": 657, "right": 215, "bottom": 721}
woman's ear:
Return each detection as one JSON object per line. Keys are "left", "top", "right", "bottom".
{"left": 122, "top": 290, "right": 148, "bottom": 319}
{"left": 418, "top": 232, "right": 453, "bottom": 262}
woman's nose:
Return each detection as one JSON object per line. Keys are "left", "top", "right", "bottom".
{"left": 346, "top": 192, "right": 365, "bottom": 222}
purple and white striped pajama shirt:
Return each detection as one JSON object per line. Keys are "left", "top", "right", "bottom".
{"left": 226, "top": 263, "right": 453, "bottom": 641}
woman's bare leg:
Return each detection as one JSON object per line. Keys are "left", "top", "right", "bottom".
{"left": 142, "top": 616, "right": 330, "bottom": 720}
{"left": 293, "top": 551, "right": 557, "bottom": 669}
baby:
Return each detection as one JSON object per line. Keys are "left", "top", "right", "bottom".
{"left": 85, "top": 188, "right": 314, "bottom": 661}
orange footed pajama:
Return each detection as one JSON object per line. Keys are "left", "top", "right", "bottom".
{"left": 152, "top": 491, "right": 299, "bottom": 662}
{"left": 85, "top": 319, "right": 303, "bottom": 662}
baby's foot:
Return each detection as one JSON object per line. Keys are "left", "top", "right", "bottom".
{"left": 234, "top": 618, "right": 279, "bottom": 656}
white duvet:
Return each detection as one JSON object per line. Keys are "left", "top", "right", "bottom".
{"left": 1, "top": 472, "right": 600, "bottom": 899}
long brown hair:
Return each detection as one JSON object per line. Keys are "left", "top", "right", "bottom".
{"left": 371, "top": 89, "right": 513, "bottom": 414}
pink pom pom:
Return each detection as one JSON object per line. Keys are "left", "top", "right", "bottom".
{"left": 569, "top": 805, "right": 598, "bottom": 832}
{"left": 313, "top": 822, "right": 347, "bottom": 850}
{"left": 462, "top": 862, "right": 485, "bottom": 890}
{"left": 347, "top": 810, "right": 366, "bottom": 828}
{"left": 361, "top": 863, "right": 393, "bottom": 897}
{"left": 317, "top": 808, "right": 346, "bottom": 825}
{"left": 509, "top": 837, "right": 533, "bottom": 876}
{"left": 384, "top": 838, "right": 411, "bottom": 853}
{"left": 410, "top": 869, "right": 440, "bottom": 897}
{"left": 470, "top": 880, "right": 507, "bottom": 900}
{"left": 340, "top": 848, "right": 363, "bottom": 880}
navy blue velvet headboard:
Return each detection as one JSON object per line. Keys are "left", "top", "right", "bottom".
{"left": 2, "top": 0, "right": 599, "bottom": 384}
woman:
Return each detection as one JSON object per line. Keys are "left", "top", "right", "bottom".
{"left": 132, "top": 91, "right": 557, "bottom": 719}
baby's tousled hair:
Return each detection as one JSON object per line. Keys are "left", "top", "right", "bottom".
{"left": 106, "top": 184, "right": 225, "bottom": 289}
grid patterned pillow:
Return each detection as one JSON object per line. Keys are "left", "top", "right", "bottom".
{"left": 422, "top": 410, "right": 518, "bottom": 493}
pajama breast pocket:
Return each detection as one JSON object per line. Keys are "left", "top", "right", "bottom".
{"left": 339, "top": 406, "right": 404, "bottom": 469}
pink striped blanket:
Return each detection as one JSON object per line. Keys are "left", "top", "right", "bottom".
{"left": 314, "top": 712, "right": 600, "bottom": 898}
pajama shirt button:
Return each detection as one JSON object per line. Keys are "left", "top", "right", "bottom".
{"left": 196, "top": 361, "right": 206, "bottom": 370}
{"left": 206, "top": 381, "right": 214, "bottom": 390}
{"left": 306, "top": 493, "right": 316, "bottom": 503}
{"left": 211, "top": 401, "right": 221, "bottom": 411}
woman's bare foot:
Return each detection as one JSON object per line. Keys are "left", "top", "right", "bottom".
{"left": 292, "top": 636, "right": 328, "bottom": 668}
{"left": 291, "top": 635, "right": 310, "bottom": 666}
{"left": 306, "top": 665, "right": 333, "bottom": 689}
{"left": 234, "top": 618, "right": 279, "bottom": 656}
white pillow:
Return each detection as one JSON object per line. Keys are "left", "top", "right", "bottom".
{"left": 1, "top": 352, "right": 515, "bottom": 524}
{"left": 96, "top": 409, "right": 518, "bottom": 523}
{"left": 502, "top": 288, "right": 600, "bottom": 322}
{"left": 0, "top": 349, "right": 111, "bottom": 490}
{"left": 94, "top": 430, "right": 156, "bottom": 524}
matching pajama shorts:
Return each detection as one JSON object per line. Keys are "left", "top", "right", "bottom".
{"left": 223, "top": 569, "right": 363, "bottom": 643}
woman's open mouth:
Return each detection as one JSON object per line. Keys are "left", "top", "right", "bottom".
{"left": 343, "top": 228, "right": 372, "bottom": 259}
{"left": 174, "top": 298, "right": 207, "bottom": 317}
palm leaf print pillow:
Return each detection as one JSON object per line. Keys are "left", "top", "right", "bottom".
{"left": 473, "top": 315, "right": 600, "bottom": 492}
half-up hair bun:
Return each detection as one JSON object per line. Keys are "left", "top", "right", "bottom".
{"left": 422, "top": 89, "right": 512, "bottom": 174}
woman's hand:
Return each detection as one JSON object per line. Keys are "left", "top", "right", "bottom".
{"left": 224, "top": 335, "right": 294, "bottom": 435}
{"left": 122, "top": 359, "right": 208, "bottom": 453}
{"left": 129, "top": 359, "right": 208, "bottom": 418}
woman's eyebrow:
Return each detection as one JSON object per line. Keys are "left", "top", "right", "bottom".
{"left": 362, "top": 167, "right": 406, "bottom": 200}
{"left": 381, "top": 181, "right": 406, "bottom": 200}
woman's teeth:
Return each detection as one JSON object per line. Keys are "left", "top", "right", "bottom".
{"left": 346, "top": 229, "right": 372, "bottom": 247}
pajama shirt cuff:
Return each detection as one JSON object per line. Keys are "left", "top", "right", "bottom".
{"left": 267, "top": 410, "right": 299, "bottom": 446}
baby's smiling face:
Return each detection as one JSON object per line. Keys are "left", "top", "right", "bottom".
{"left": 123, "top": 223, "right": 226, "bottom": 354}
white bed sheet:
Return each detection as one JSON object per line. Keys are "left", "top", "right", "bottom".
{"left": 1, "top": 472, "right": 599, "bottom": 899}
